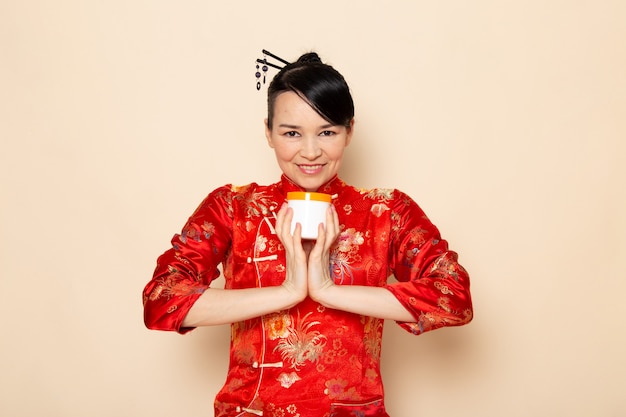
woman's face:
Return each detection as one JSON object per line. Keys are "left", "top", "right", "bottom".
{"left": 265, "top": 91, "right": 353, "bottom": 192}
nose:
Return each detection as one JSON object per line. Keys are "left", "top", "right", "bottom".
{"left": 300, "top": 136, "right": 322, "bottom": 160}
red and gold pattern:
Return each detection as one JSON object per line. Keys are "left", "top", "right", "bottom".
{"left": 143, "top": 175, "right": 472, "bottom": 416}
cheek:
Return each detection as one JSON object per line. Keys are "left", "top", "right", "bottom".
{"left": 272, "top": 143, "right": 297, "bottom": 161}
{"left": 326, "top": 144, "right": 347, "bottom": 162}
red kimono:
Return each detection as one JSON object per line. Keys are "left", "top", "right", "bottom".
{"left": 143, "top": 175, "right": 472, "bottom": 417}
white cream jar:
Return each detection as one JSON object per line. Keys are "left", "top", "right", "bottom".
{"left": 286, "top": 191, "right": 332, "bottom": 239}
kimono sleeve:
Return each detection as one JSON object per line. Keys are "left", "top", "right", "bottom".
{"left": 384, "top": 190, "right": 473, "bottom": 335}
{"left": 142, "top": 185, "right": 234, "bottom": 334}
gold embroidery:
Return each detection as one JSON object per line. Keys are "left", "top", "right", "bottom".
{"left": 362, "top": 316, "right": 383, "bottom": 360}
{"left": 364, "top": 188, "right": 393, "bottom": 201}
{"left": 434, "top": 281, "right": 454, "bottom": 295}
{"left": 233, "top": 189, "right": 274, "bottom": 218}
{"left": 330, "top": 228, "right": 365, "bottom": 284}
{"left": 324, "top": 377, "right": 358, "bottom": 400}
{"left": 370, "top": 203, "right": 389, "bottom": 217}
{"left": 266, "top": 312, "right": 292, "bottom": 340}
{"left": 274, "top": 311, "right": 326, "bottom": 370}
{"left": 256, "top": 234, "right": 269, "bottom": 252}
{"left": 277, "top": 372, "right": 301, "bottom": 388}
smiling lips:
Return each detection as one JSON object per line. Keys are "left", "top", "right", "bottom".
{"left": 298, "top": 164, "right": 325, "bottom": 174}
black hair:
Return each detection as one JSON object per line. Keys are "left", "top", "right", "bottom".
{"left": 266, "top": 52, "right": 354, "bottom": 130}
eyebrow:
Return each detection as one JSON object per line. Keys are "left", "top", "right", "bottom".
{"left": 277, "top": 123, "right": 336, "bottom": 129}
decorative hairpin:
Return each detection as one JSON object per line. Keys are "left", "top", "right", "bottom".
{"left": 255, "top": 49, "right": 290, "bottom": 90}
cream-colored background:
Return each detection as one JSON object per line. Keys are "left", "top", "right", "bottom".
{"left": 1, "top": 1, "right": 625, "bottom": 416}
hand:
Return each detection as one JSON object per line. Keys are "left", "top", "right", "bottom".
{"left": 274, "top": 203, "right": 308, "bottom": 303}
{"left": 307, "top": 204, "right": 340, "bottom": 303}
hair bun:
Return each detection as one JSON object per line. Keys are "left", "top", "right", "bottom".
{"left": 296, "top": 52, "right": 322, "bottom": 64}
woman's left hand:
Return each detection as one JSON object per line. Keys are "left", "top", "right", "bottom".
{"left": 307, "top": 204, "right": 340, "bottom": 302}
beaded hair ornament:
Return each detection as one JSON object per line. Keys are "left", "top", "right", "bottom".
{"left": 255, "top": 49, "right": 290, "bottom": 90}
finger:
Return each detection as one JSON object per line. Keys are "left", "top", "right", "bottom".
{"left": 278, "top": 208, "right": 299, "bottom": 257}
{"left": 280, "top": 207, "right": 296, "bottom": 240}
{"left": 309, "top": 222, "right": 327, "bottom": 258}
{"left": 324, "top": 206, "right": 339, "bottom": 245}
{"left": 293, "top": 220, "right": 303, "bottom": 241}
{"left": 275, "top": 202, "right": 288, "bottom": 236}
{"left": 291, "top": 223, "right": 309, "bottom": 264}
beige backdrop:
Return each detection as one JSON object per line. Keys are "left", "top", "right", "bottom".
{"left": 1, "top": 1, "right": 625, "bottom": 416}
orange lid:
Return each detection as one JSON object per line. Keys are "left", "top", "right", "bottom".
{"left": 287, "top": 191, "right": 332, "bottom": 202}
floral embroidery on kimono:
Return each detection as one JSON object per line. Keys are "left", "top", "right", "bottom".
{"left": 143, "top": 175, "right": 472, "bottom": 417}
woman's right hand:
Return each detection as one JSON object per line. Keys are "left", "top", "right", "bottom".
{"left": 275, "top": 203, "right": 308, "bottom": 303}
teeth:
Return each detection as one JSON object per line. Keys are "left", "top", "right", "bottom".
{"left": 300, "top": 165, "right": 323, "bottom": 172}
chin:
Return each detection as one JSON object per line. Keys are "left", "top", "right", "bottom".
{"left": 289, "top": 170, "right": 332, "bottom": 191}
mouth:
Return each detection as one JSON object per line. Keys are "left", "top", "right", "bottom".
{"left": 297, "top": 164, "right": 325, "bottom": 174}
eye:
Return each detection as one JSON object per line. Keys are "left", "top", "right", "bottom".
{"left": 320, "top": 130, "right": 336, "bottom": 137}
{"left": 284, "top": 131, "right": 300, "bottom": 137}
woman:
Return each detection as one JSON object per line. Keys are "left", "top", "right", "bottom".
{"left": 143, "top": 52, "right": 473, "bottom": 417}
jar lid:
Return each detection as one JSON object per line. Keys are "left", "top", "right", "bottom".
{"left": 287, "top": 191, "right": 332, "bottom": 202}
